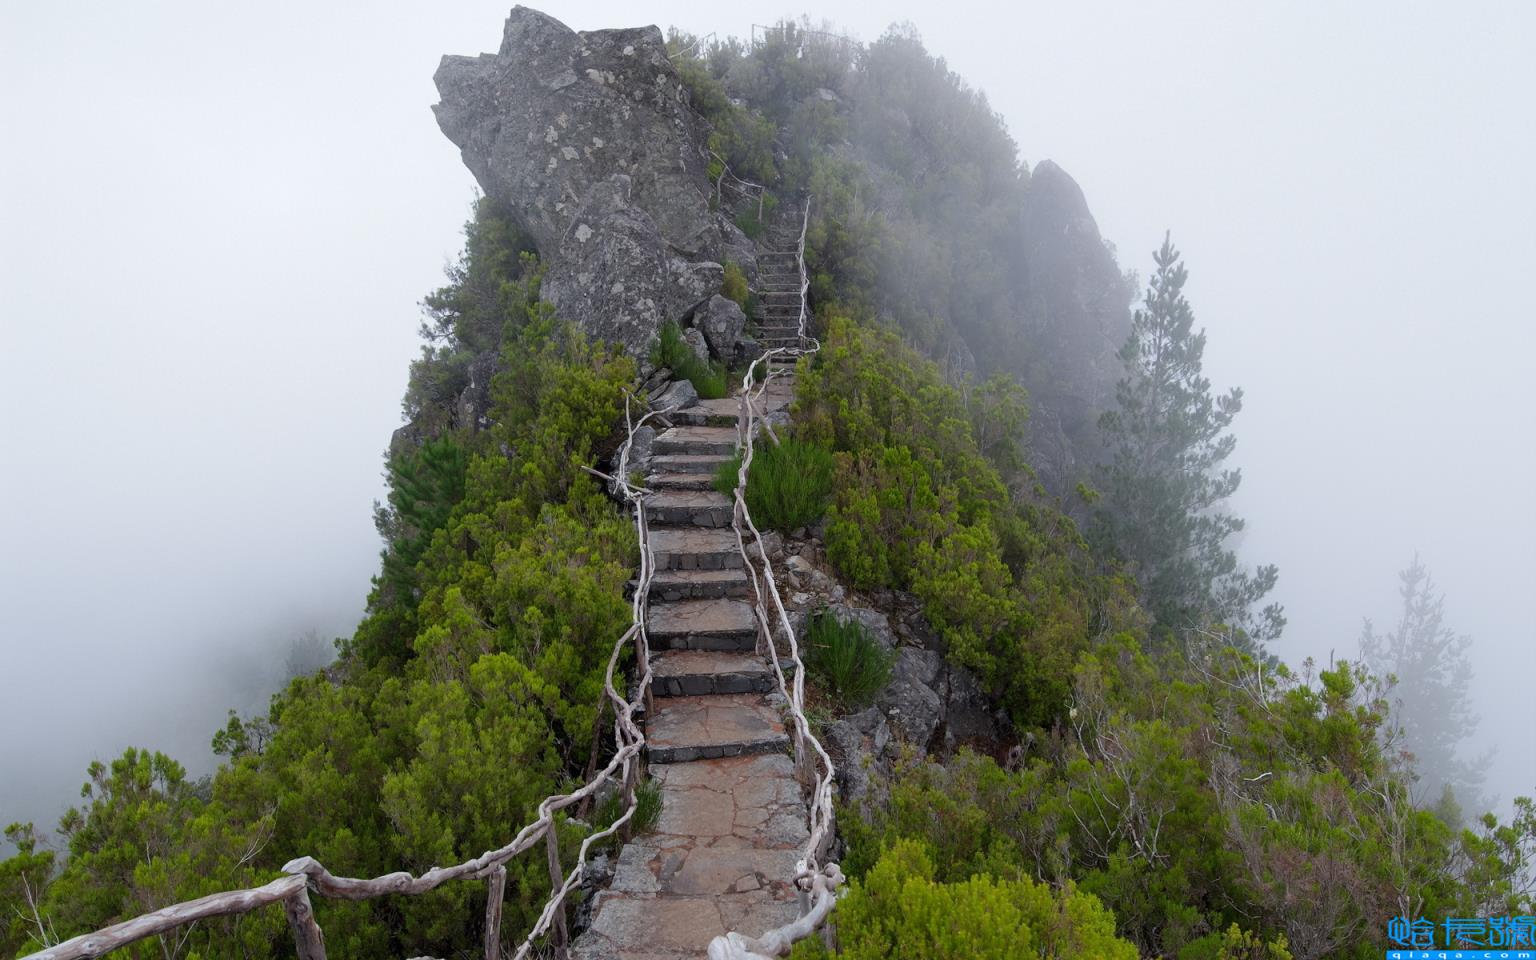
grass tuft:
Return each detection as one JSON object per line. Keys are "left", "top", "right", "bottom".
{"left": 651, "top": 320, "right": 728, "bottom": 399}
{"left": 712, "top": 437, "right": 834, "bottom": 531}
{"left": 804, "top": 611, "right": 894, "bottom": 708}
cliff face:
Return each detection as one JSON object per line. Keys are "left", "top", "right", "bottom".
{"left": 433, "top": 7, "right": 755, "bottom": 356}
{"left": 1017, "top": 160, "right": 1134, "bottom": 486}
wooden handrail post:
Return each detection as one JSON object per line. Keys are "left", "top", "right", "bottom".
{"left": 483, "top": 865, "right": 506, "bottom": 960}
{"left": 544, "top": 825, "right": 569, "bottom": 957}
{"left": 284, "top": 885, "right": 326, "bottom": 960}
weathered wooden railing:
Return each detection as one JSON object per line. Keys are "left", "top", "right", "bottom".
{"left": 21, "top": 398, "right": 664, "bottom": 960}
{"left": 708, "top": 149, "right": 769, "bottom": 223}
{"left": 710, "top": 195, "right": 843, "bottom": 960}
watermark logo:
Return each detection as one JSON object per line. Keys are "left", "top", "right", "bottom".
{"left": 1386, "top": 914, "right": 1536, "bottom": 955}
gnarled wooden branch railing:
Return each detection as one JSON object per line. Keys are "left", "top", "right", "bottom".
{"left": 708, "top": 149, "right": 769, "bottom": 222}
{"left": 21, "top": 397, "right": 663, "bottom": 960}
{"left": 710, "top": 195, "right": 843, "bottom": 960}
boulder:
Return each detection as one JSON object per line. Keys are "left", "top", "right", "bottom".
{"left": 733, "top": 334, "right": 764, "bottom": 368}
{"left": 455, "top": 351, "right": 499, "bottom": 431}
{"left": 538, "top": 176, "right": 721, "bottom": 354}
{"left": 434, "top": 7, "right": 743, "bottom": 354}
{"left": 621, "top": 424, "right": 656, "bottom": 481}
{"left": 650, "top": 379, "right": 697, "bottom": 413}
{"left": 691, "top": 294, "right": 747, "bottom": 360}
{"left": 681, "top": 326, "right": 710, "bottom": 366}
{"left": 824, "top": 707, "right": 892, "bottom": 814}
{"left": 822, "top": 604, "right": 898, "bottom": 654}
{"left": 942, "top": 662, "right": 1000, "bottom": 749}
{"left": 878, "top": 677, "right": 943, "bottom": 750}
{"left": 891, "top": 646, "right": 944, "bottom": 689}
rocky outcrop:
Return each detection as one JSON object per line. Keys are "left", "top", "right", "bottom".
{"left": 1018, "top": 159, "right": 1135, "bottom": 488}
{"left": 434, "top": 7, "right": 754, "bottom": 355}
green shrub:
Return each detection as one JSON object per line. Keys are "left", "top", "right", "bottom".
{"left": 712, "top": 437, "right": 834, "bottom": 531}
{"left": 722, "top": 261, "right": 750, "bottom": 309}
{"left": 789, "top": 839, "right": 1137, "bottom": 960}
{"left": 650, "top": 320, "right": 728, "bottom": 400}
{"left": 803, "top": 611, "right": 893, "bottom": 708}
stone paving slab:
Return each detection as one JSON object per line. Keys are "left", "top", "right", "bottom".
{"left": 650, "top": 754, "right": 808, "bottom": 849}
{"left": 648, "top": 453, "right": 732, "bottom": 475}
{"left": 648, "top": 598, "right": 757, "bottom": 651}
{"left": 647, "top": 489, "right": 732, "bottom": 527}
{"left": 651, "top": 650, "right": 773, "bottom": 696}
{"left": 644, "top": 568, "right": 752, "bottom": 601}
{"left": 648, "top": 528, "right": 742, "bottom": 571}
{"left": 653, "top": 426, "right": 739, "bottom": 456}
{"left": 572, "top": 894, "right": 799, "bottom": 960}
{"left": 669, "top": 396, "right": 788, "bottom": 427}
{"left": 646, "top": 471, "right": 716, "bottom": 491}
{"left": 646, "top": 694, "right": 788, "bottom": 763}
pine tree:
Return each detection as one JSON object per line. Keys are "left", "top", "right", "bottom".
{"left": 1095, "top": 232, "right": 1282, "bottom": 643}
{"left": 1360, "top": 556, "right": 1490, "bottom": 812}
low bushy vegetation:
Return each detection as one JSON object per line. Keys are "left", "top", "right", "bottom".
{"left": 803, "top": 611, "right": 893, "bottom": 708}
{"left": 790, "top": 839, "right": 1137, "bottom": 960}
{"left": 650, "top": 320, "right": 727, "bottom": 399}
{"left": 796, "top": 315, "right": 1131, "bottom": 728}
{"left": 712, "top": 436, "right": 835, "bottom": 531}
{"left": 721, "top": 260, "right": 749, "bottom": 309}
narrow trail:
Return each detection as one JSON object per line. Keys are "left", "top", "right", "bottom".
{"left": 573, "top": 225, "right": 813, "bottom": 960}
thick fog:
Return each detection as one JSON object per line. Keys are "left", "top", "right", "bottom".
{"left": 2, "top": 0, "right": 1531, "bottom": 844}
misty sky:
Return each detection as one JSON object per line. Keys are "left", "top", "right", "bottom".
{"left": 3, "top": 1, "right": 1532, "bottom": 839}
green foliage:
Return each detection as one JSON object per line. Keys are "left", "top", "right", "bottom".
{"left": 1094, "top": 234, "right": 1281, "bottom": 645}
{"left": 721, "top": 260, "right": 750, "bottom": 308}
{"left": 712, "top": 437, "right": 834, "bottom": 531}
{"left": 0, "top": 199, "right": 650, "bottom": 959}
{"left": 1, "top": 823, "right": 55, "bottom": 957}
{"left": 841, "top": 638, "right": 1536, "bottom": 960}
{"left": 791, "top": 839, "right": 1137, "bottom": 960}
{"left": 650, "top": 320, "right": 727, "bottom": 399}
{"left": 796, "top": 315, "right": 1131, "bottom": 727}
{"left": 803, "top": 611, "right": 894, "bottom": 708}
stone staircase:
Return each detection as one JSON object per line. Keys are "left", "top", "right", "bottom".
{"left": 752, "top": 226, "right": 809, "bottom": 351}
{"left": 573, "top": 371, "right": 807, "bottom": 960}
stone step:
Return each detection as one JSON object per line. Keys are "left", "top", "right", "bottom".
{"left": 667, "top": 398, "right": 743, "bottom": 427}
{"left": 647, "top": 489, "right": 733, "bottom": 527}
{"left": 668, "top": 397, "right": 786, "bottom": 428}
{"left": 648, "top": 453, "right": 732, "bottom": 475}
{"left": 647, "top": 597, "right": 757, "bottom": 650}
{"left": 649, "top": 527, "right": 742, "bottom": 571}
{"left": 651, "top": 650, "right": 773, "bottom": 696}
{"left": 573, "top": 893, "right": 799, "bottom": 960}
{"left": 642, "top": 568, "right": 753, "bottom": 601}
{"left": 647, "top": 471, "right": 716, "bottom": 491}
{"left": 571, "top": 753, "right": 809, "bottom": 960}
{"left": 653, "top": 426, "right": 739, "bottom": 457}
{"left": 645, "top": 693, "right": 788, "bottom": 763}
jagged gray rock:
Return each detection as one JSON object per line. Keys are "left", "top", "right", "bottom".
{"left": 681, "top": 326, "right": 710, "bottom": 366}
{"left": 824, "top": 707, "right": 892, "bottom": 815}
{"left": 689, "top": 294, "right": 747, "bottom": 360}
{"left": 433, "top": 7, "right": 752, "bottom": 355}
{"left": 650, "top": 379, "right": 697, "bottom": 413}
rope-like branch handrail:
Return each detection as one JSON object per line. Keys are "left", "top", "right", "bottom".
{"left": 666, "top": 31, "right": 716, "bottom": 62}
{"left": 709, "top": 195, "right": 840, "bottom": 959}
{"left": 22, "top": 395, "right": 663, "bottom": 960}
